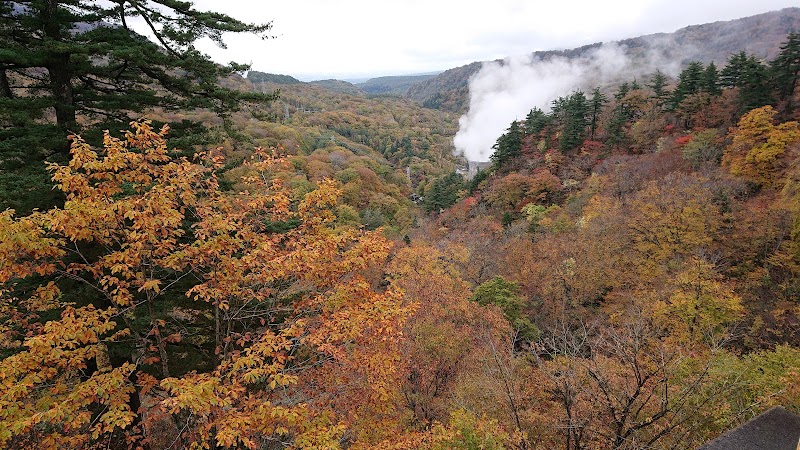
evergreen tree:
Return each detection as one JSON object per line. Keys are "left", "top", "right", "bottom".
{"left": 0, "top": 0, "right": 277, "bottom": 211}
{"left": 471, "top": 277, "right": 538, "bottom": 343}
{"left": 501, "top": 211, "right": 514, "bottom": 228}
{"left": 550, "top": 96, "right": 567, "bottom": 124}
{"left": 607, "top": 108, "right": 627, "bottom": 149}
{"left": 524, "top": 107, "right": 550, "bottom": 135}
{"left": 469, "top": 167, "right": 489, "bottom": 195}
{"left": 491, "top": 120, "right": 523, "bottom": 168}
{"left": 671, "top": 62, "right": 705, "bottom": 108}
{"left": 608, "top": 83, "right": 633, "bottom": 149}
{"left": 589, "top": 87, "right": 607, "bottom": 140}
{"left": 647, "top": 70, "right": 670, "bottom": 105}
{"left": 738, "top": 56, "right": 772, "bottom": 113}
{"left": 614, "top": 82, "right": 630, "bottom": 101}
{"left": 424, "top": 172, "right": 464, "bottom": 213}
{"left": 702, "top": 62, "right": 721, "bottom": 95}
{"left": 771, "top": 32, "right": 800, "bottom": 113}
{"left": 721, "top": 52, "right": 749, "bottom": 88}
{"left": 559, "top": 90, "right": 589, "bottom": 152}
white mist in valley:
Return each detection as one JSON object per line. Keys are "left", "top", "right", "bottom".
{"left": 453, "top": 42, "right": 681, "bottom": 162}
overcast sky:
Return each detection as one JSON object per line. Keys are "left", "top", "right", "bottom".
{"left": 187, "top": 0, "right": 799, "bottom": 81}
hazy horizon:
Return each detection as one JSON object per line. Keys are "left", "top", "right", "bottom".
{"left": 175, "top": 1, "right": 799, "bottom": 81}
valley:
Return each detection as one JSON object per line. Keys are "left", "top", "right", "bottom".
{"left": 1, "top": 3, "right": 800, "bottom": 449}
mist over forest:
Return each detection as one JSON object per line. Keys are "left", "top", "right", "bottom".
{"left": 2, "top": 3, "right": 800, "bottom": 449}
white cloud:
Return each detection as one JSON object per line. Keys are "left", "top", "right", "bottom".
{"left": 453, "top": 43, "right": 679, "bottom": 162}
{"left": 178, "top": 0, "right": 796, "bottom": 80}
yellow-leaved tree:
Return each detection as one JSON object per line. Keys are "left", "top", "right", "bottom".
{"left": 723, "top": 105, "right": 800, "bottom": 188}
{"left": 626, "top": 173, "right": 721, "bottom": 279}
{"left": 652, "top": 256, "right": 743, "bottom": 345}
{"left": 0, "top": 121, "right": 414, "bottom": 449}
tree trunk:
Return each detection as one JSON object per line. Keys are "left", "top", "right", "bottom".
{"left": 148, "top": 297, "right": 171, "bottom": 378}
{"left": 41, "top": 0, "right": 76, "bottom": 153}
{"left": 0, "top": 70, "right": 12, "bottom": 98}
{"left": 47, "top": 54, "right": 76, "bottom": 131}
{"left": 215, "top": 300, "right": 222, "bottom": 364}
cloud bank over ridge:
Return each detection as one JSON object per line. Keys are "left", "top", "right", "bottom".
{"left": 453, "top": 42, "right": 681, "bottom": 162}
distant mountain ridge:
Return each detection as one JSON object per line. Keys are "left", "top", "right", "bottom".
{"left": 357, "top": 74, "right": 438, "bottom": 96}
{"left": 246, "top": 72, "right": 302, "bottom": 85}
{"left": 307, "top": 79, "right": 364, "bottom": 96}
{"left": 407, "top": 7, "right": 800, "bottom": 112}
{"left": 246, "top": 71, "right": 439, "bottom": 97}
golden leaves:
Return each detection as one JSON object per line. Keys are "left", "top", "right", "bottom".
{"left": 723, "top": 105, "right": 800, "bottom": 187}
{"left": 0, "top": 306, "right": 134, "bottom": 449}
{"left": 652, "top": 256, "right": 743, "bottom": 344}
{"left": 0, "top": 210, "right": 64, "bottom": 284}
{"left": 627, "top": 173, "right": 721, "bottom": 278}
{"left": 1, "top": 119, "right": 418, "bottom": 448}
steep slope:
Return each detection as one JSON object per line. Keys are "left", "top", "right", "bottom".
{"left": 406, "top": 62, "right": 483, "bottom": 112}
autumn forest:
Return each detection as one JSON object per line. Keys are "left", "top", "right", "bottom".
{"left": 1, "top": 2, "right": 800, "bottom": 449}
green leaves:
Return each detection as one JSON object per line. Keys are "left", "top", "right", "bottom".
{"left": 491, "top": 120, "right": 523, "bottom": 168}
{"left": 471, "top": 277, "right": 538, "bottom": 343}
{"left": 0, "top": 0, "right": 278, "bottom": 212}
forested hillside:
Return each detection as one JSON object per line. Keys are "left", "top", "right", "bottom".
{"left": 404, "top": 30, "right": 800, "bottom": 449}
{"left": 1, "top": 2, "right": 800, "bottom": 450}
{"left": 357, "top": 74, "right": 439, "bottom": 96}
{"left": 245, "top": 71, "right": 440, "bottom": 97}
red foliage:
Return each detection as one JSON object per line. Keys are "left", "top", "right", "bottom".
{"left": 580, "top": 140, "right": 605, "bottom": 154}
{"left": 675, "top": 135, "right": 694, "bottom": 146}
{"left": 440, "top": 196, "right": 479, "bottom": 224}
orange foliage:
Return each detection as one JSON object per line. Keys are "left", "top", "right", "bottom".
{"left": 386, "top": 245, "right": 524, "bottom": 436}
{"left": 484, "top": 170, "right": 561, "bottom": 211}
{"left": 0, "top": 121, "right": 415, "bottom": 449}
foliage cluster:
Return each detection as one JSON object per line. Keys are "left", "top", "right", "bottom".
{"left": 398, "top": 32, "right": 800, "bottom": 450}
{"left": 3, "top": 6, "right": 800, "bottom": 448}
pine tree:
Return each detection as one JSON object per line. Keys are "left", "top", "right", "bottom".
{"left": 647, "top": 70, "right": 670, "bottom": 105}
{"left": 672, "top": 62, "right": 705, "bottom": 108}
{"left": 771, "top": 32, "right": 800, "bottom": 113}
{"left": 721, "top": 51, "right": 749, "bottom": 87}
{"left": 559, "top": 90, "right": 589, "bottom": 152}
{"left": 608, "top": 83, "right": 633, "bottom": 149}
{"left": 424, "top": 172, "right": 464, "bottom": 213}
{"left": 550, "top": 96, "right": 567, "bottom": 123}
{"left": 524, "top": 107, "right": 550, "bottom": 135}
{"left": 614, "top": 82, "right": 630, "bottom": 101}
{"left": 469, "top": 167, "right": 489, "bottom": 195}
{"left": 702, "top": 62, "right": 721, "bottom": 95}
{"left": 491, "top": 120, "right": 523, "bottom": 168}
{"left": 739, "top": 56, "right": 772, "bottom": 113}
{"left": 0, "top": 0, "right": 277, "bottom": 211}
{"left": 589, "top": 87, "right": 607, "bottom": 140}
